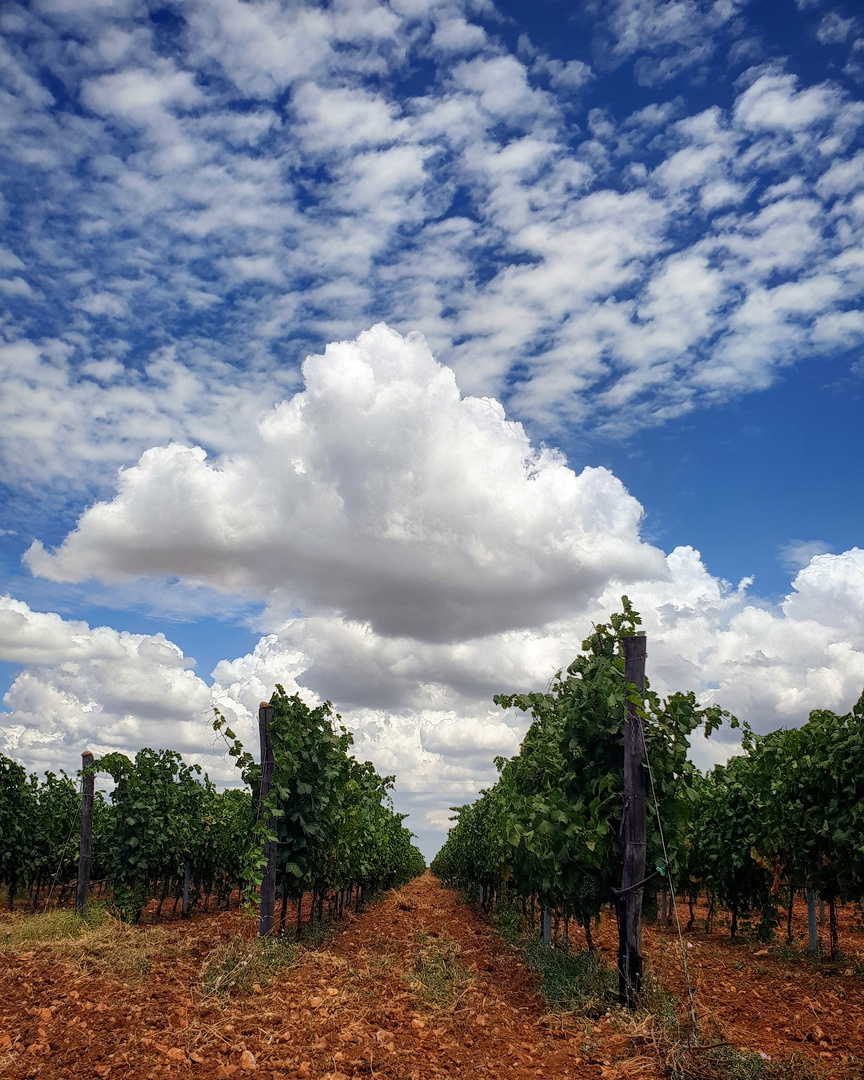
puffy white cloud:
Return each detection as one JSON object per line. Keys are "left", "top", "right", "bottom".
{"left": 26, "top": 325, "right": 667, "bottom": 642}
{"left": 431, "top": 15, "right": 487, "bottom": 54}
{"left": 81, "top": 66, "right": 203, "bottom": 121}
{"left": 733, "top": 71, "right": 843, "bottom": 132}
{"left": 592, "top": 0, "right": 749, "bottom": 85}
{"left": 0, "top": 594, "right": 218, "bottom": 775}
{"left": 0, "top": 593, "right": 312, "bottom": 781}
{"left": 7, "top": 328, "right": 864, "bottom": 848}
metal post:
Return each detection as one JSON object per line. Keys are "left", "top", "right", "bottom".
{"left": 541, "top": 906, "right": 551, "bottom": 947}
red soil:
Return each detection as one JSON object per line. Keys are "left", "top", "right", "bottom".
{"left": 1, "top": 876, "right": 862, "bottom": 1080}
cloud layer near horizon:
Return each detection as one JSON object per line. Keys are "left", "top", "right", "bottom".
{"left": 5, "top": 326, "right": 864, "bottom": 845}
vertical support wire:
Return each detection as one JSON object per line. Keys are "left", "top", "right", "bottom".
{"left": 638, "top": 720, "right": 699, "bottom": 1036}
{"left": 43, "top": 774, "right": 82, "bottom": 914}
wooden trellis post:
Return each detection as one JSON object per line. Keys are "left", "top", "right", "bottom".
{"left": 618, "top": 634, "right": 647, "bottom": 1008}
{"left": 258, "top": 702, "right": 277, "bottom": 937}
{"left": 75, "top": 751, "right": 95, "bottom": 912}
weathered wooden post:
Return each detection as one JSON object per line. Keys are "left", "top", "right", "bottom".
{"left": 258, "top": 702, "right": 277, "bottom": 937}
{"left": 617, "top": 634, "right": 647, "bottom": 1008}
{"left": 75, "top": 751, "right": 95, "bottom": 912}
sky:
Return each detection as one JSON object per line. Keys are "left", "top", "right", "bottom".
{"left": 1, "top": 0, "right": 863, "bottom": 859}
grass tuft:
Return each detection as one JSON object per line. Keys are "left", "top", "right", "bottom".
{"left": 1, "top": 902, "right": 110, "bottom": 946}
{"left": 524, "top": 937, "right": 618, "bottom": 1015}
{"left": 489, "top": 891, "right": 525, "bottom": 945}
{"left": 673, "top": 1043, "right": 820, "bottom": 1080}
{"left": 1, "top": 904, "right": 176, "bottom": 979}
{"left": 199, "top": 935, "right": 299, "bottom": 996}
{"left": 407, "top": 931, "right": 473, "bottom": 1008}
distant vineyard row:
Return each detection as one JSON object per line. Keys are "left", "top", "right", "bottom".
{"left": 432, "top": 599, "right": 864, "bottom": 959}
{"left": 0, "top": 687, "right": 425, "bottom": 925}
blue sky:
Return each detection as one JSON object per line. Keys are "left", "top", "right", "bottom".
{"left": 2, "top": 0, "right": 863, "bottom": 856}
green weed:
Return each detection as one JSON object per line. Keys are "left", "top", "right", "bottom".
{"left": 523, "top": 936, "right": 617, "bottom": 1015}
{"left": 490, "top": 891, "right": 525, "bottom": 945}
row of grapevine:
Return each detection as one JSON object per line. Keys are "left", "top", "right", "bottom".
{"left": 432, "top": 600, "right": 727, "bottom": 942}
{"left": 685, "top": 696, "right": 864, "bottom": 955}
{"left": 1, "top": 687, "right": 424, "bottom": 928}
{"left": 432, "top": 598, "right": 864, "bottom": 961}
{"left": 0, "top": 761, "right": 91, "bottom": 908}
{"left": 0, "top": 748, "right": 252, "bottom": 920}
{"left": 215, "top": 686, "right": 425, "bottom": 933}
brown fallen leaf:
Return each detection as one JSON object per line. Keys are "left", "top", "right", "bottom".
{"left": 166, "top": 1047, "right": 186, "bottom": 1062}
{"left": 189, "top": 1051, "right": 206, "bottom": 1064}
{"left": 239, "top": 1049, "right": 257, "bottom": 1071}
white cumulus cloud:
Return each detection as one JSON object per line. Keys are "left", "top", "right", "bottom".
{"left": 25, "top": 324, "right": 667, "bottom": 642}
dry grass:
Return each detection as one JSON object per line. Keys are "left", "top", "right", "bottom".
{"left": 0, "top": 904, "right": 107, "bottom": 946}
{"left": 1, "top": 904, "right": 179, "bottom": 980}
{"left": 606, "top": 1009, "right": 823, "bottom": 1080}
{"left": 407, "top": 930, "right": 473, "bottom": 1009}
{"left": 198, "top": 934, "right": 299, "bottom": 996}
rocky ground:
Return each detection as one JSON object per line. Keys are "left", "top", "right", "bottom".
{"left": 2, "top": 874, "right": 863, "bottom": 1079}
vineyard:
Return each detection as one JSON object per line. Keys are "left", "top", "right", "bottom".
{"left": 433, "top": 599, "right": 864, "bottom": 964}
{"left": 3, "top": 606, "right": 864, "bottom": 1078}
{"left": 0, "top": 687, "right": 424, "bottom": 927}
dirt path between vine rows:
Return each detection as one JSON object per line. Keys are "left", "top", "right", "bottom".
{"left": 3, "top": 873, "right": 864, "bottom": 1079}
{"left": 0, "top": 872, "right": 596, "bottom": 1080}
